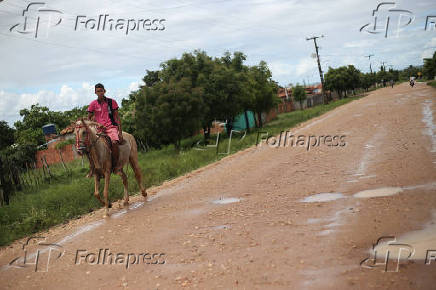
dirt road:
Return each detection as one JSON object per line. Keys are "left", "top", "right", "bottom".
{"left": 1, "top": 82, "right": 435, "bottom": 289}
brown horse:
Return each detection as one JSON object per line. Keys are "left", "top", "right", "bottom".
{"left": 74, "top": 119, "right": 147, "bottom": 217}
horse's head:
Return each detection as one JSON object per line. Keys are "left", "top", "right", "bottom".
{"left": 75, "top": 118, "right": 91, "bottom": 155}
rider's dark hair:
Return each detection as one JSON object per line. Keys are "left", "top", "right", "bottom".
{"left": 95, "top": 83, "right": 105, "bottom": 90}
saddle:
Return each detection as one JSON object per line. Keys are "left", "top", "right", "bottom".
{"left": 97, "top": 133, "right": 113, "bottom": 151}
{"left": 96, "top": 131, "right": 126, "bottom": 173}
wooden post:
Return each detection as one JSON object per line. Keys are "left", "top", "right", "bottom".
{"left": 42, "top": 155, "right": 52, "bottom": 177}
{"left": 58, "top": 150, "right": 68, "bottom": 172}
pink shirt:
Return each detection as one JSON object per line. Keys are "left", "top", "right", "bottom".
{"left": 87, "top": 97, "right": 119, "bottom": 128}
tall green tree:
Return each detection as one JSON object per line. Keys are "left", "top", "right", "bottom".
{"left": 136, "top": 78, "right": 204, "bottom": 150}
{"left": 248, "top": 61, "right": 279, "bottom": 127}
{"left": 0, "top": 121, "right": 15, "bottom": 150}
{"left": 423, "top": 51, "right": 436, "bottom": 80}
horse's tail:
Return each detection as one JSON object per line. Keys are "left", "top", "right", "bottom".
{"left": 126, "top": 133, "right": 147, "bottom": 197}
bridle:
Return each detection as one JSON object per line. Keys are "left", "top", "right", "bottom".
{"left": 75, "top": 120, "right": 104, "bottom": 154}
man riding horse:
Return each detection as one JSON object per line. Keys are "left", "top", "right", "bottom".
{"left": 87, "top": 83, "right": 122, "bottom": 174}
{"left": 75, "top": 83, "right": 147, "bottom": 217}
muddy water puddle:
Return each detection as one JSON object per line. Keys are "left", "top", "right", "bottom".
{"left": 301, "top": 192, "right": 345, "bottom": 203}
{"left": 368, "top": 212, "right": 436, "bottom": 261}
{"left": 212, "top": 197, "right": 241, "bottom": 204}
{"left": 353, "top": 187, "right": 403, "bottom": 198}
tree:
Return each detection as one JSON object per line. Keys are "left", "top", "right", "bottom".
{"left": 423, "top": 51, "right": 436, "bottom": 80}
{"left": 142, "top": 70, "right": 160, "bottom": 87}
{"left": 136, "top": 78, "right": 204, "bottom": 151}
{"left": 325, "top": 67, "right": 347, "bottom": 98}
{"left": 293, "top": 85, "right": 306, "bottom": 110}
{"left": 13, "top": 104, "right": 86, "bottom": 146}
{"left": 133, "top": 50, "right": 280, "bottom": 148}
{"left": 0, "top": 121, "right": 15, "bottom": 150}
{"left": 360, "top": 73, "right": 372, "bottom": 92}
{"left": 346, "top": 65, "right": 361, "bottom": 94}
{"left": 325, "top": 65, "right": 362, "bottom": 97}
{"left": 248, "top": 61, "right": 279, "bottom": 127}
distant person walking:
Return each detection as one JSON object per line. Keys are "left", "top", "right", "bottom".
{"left": 390, "top": 79, "right": 394, "bottom": 88}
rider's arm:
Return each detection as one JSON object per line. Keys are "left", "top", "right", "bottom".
{"left": 113, "top": 109, "right": 122, "bottom": 133}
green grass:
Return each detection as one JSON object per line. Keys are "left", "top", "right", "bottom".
{"left": 427, "top": 80, "right": 436, "bottom": 88}
{"left": 0, "top": 94, "right": 364, "bottom": 247}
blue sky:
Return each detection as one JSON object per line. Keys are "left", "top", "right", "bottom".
{"left": 0, "top": 0, "right": 435, "bottom": 126}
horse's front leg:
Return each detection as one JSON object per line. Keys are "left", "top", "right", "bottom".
{"left": 116, "top": 169, "right": 129, "bottom": 207}
{"left": 103, "top": 171, "right": 111, "bottom": 217}
{"left": 93, "top": 174, "right": 104, "bottom": 205}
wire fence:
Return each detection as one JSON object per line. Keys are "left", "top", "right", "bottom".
{"left": 0, "top": 150, "right": 74, "bottom": 206}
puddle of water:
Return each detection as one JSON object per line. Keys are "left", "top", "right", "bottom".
{"left": 370, "top": 212, "right": 436, "bottom": 261}
{"left": 301, "top": 192, "right": 345, "bottom": 203}
{"left": 213, "top": 225, "right": 231, "bottom": 230}
{"left": 346, "top": 180, "right": 358, "bottom": 183}
{"left": 364, "top": 144, "right": 375, "bottom": 149}
{"left": 353, "top": 187, "right": 403, "bottom": 198}
{"left": 359, "top": 174, "right": 376, "bottom": 180}
{"left": 403, "top": 182, "right": 436, "bottom": 191}
{"left": 212, "top": 197, "right": 241, "bottom": 204}
{"left": 318, "top": 229, "right": 335, "bottom": 236}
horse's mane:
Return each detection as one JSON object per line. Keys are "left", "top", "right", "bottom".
{"left": 75, "top": 119, "right": 102, "bottom": 128}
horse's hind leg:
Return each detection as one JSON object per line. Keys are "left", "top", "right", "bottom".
{"left": 116, "top": 168, "right": 129, "bottom": 207}
{"left": 129, "top": 155, "right": 147, "bottom": 198}
{"left": 103, "top": 171, "right": 111, "bottom": 217}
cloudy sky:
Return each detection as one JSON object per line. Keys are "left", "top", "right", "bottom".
{"left": 0, "top": 0, "right": 435, "bottom": 126}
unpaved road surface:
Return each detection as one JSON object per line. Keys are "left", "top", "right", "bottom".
{"left": 1, "top": 82, "right": 435, "bottom": 289}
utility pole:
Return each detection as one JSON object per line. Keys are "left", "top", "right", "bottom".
{"left": 306, "top": 35, "right": 326, "bottom": 104}
{"left": 365, "top": 54, "right": 374, "bottom": 73}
